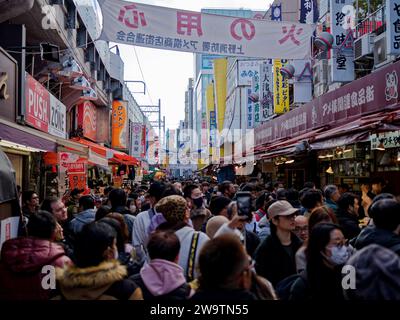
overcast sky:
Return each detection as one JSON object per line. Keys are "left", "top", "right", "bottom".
{"left": 113, "top": 0, "right": 274, "bottom": 129}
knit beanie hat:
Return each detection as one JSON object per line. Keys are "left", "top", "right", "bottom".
{"left": 155, "top": 195, "right": 187, "bottom": 224}
{"left": 345, "top": 244, "right": 400, "bottom": 300}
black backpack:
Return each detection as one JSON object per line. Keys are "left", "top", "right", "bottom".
{"left": 275, "top": 273, "right": 307, "bottom": 300}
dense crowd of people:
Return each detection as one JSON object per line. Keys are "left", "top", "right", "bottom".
{"left": 1, "top": 176, "right": 400, "bottom": 300}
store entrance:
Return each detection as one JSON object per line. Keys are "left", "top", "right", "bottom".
{"left": 286, "top": 169, "right": 305, "bottom": 190}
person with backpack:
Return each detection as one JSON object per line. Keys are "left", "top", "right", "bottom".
{"left": 132, "top": 182, "right": 166, "bottom": 258}
{"left": 155, "top": 195, "right": 209, "bottom": 282}
{"left": 352, "top": 199, "right": 400, "bottom": 256}
{"left": 108, "top": 188, "right": 136, "bottom": 240}
{"left": 130, "top": 230, "right": 193, "bottom": 300}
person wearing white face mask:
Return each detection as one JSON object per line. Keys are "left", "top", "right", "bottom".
{"left": 289, "top": 223, "right": 354, "bottom": 301}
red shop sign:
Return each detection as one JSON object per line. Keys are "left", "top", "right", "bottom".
{"left": 77, "top": 101, "right": 97, "bottom": 141}
{"left": 25, "top": 73, "right": 50, "bottom": 132}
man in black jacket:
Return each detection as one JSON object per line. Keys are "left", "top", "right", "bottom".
{"left": 353, "top": 199, "right": 400, "bottom": 255}
{"left": 254, "top": 201, "right": 302, "bottom": 286}
{"left": 336, "top": 193, "right": 361, "bottom": 240}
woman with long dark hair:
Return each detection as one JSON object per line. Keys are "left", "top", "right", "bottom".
{"left": 290, "top": 223, "right": 353, "bottom": 300}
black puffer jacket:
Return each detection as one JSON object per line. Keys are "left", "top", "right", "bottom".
{"left": 352, "top": 226, "right": 400, "bottom": 255}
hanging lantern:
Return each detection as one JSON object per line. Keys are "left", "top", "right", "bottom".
{"left": 280, "top": 64, "right": 295, "bottom": 79}
{"left": 314, "top": 32, "right": 334, "bottom": 51}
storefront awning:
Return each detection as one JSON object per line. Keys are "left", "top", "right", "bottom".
{"left": 56, "top": 138, "right": 89, "bottom": 157}
{"left": 71, "top": 138, "right": 139, "bottom": 166}
{"left": 310, "top": 111, "right": 400, "bottom": 150}
{"left": 110, "top": 151, "right": 140, "bottom": 166}
{"left": 257, "top": 146, "right": 297, "bottom": 160}
{"left": 254, "top": 127, "right": 326, "bottom": 159}
{"left": 0, "top": 118, "right": 57, "bottom": 152}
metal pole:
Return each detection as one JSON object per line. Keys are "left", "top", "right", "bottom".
{"left": 158, "top": 99, "right": 161, "bottom": 140}
{"left": 163, "top": 115, "right": 166, "bottom": 144}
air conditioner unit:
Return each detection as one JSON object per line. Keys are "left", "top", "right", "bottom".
{"left": 79, "top": 88, "right": 98, "bottom": 101}
{"left": 354, "top": 33, "right": 375, "bottom": 60}
{"left": 374, "top": 32, "right": 388, "bottom": 69}
{"left": 57, "top": 57, "right": 83, "bottom": 78}
{"left": 314, "top": 83, "right": 327, "bottom": 97}
{"left": 70, "top": 76, "right": 91, "bottom": 90}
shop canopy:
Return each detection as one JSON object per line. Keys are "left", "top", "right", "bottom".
{"left": 0, "top": 118, "right": 57, "bottom": 152}
{"left": 254, "top": 109, "right": 400, "bottom": 159}
{"left": 254, "top": 128, "right": 326, "bottom": 159}
{"left": 110, "top": 150, "right": 140, "bottom": 166}
{"left": 310, "top": 111, "right": 400, "bottom": 150}
{"left": 71, "top": 138, "right": 139, "bottom": 166}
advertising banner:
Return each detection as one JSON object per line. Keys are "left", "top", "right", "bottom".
{"left": 131, "top": 122, "right": 143, "bottom": 158}
{"left": 330, "top": 0, "right": 355, "bottom": 83}
{"left": 25, "top": 73, "right": 50, "bottom": 132}
{"left": 238, "top": 60, "right": 262, "bottom": 86}
{"left": 49, "top": 95, "right": 67, "bottom": 139}
{"left": 25, "top": 73, "right": 67, "bottom": 138}
{"left": 387, "top": 0, "right": 400, "bottom": 55}
{"left": 112, "top": 100, "right": 128, "bottom": 149}
{"left": 99, "top": 0, "right": 314, "bottom": 59}
{"left": 77, "top": 101, "right": 97, "bottom": 141}
{"left": 213, "top": 58, "right": 227, "bottom": 133}
{"left": 273, "top": 60, "right": 290, "bottom": 114}
{"left": 59, "top": 152, "right": 87, "bottom": 193}
{"left": 259, "top": 60, "right": 274, "bottom": 121}
{"left": 141, "top": 125, "right": 146, "bottom": 158}
{"left": 299, "top": 0, "right": 319, "bottom": 24}
{"left": 255, "top": 58, "right": 400, "bottom": 146}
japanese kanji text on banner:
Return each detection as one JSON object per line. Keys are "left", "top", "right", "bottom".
{"left": 98, "top": 0, "right": 314, "bottom": 59}
{"left": 112, "top": 100, "right": 128, "bottom": 149}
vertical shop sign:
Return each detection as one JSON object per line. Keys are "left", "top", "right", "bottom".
{"left": 77, "top": 101, "right": 97, "bottom": 141}
{"left": 111, "top": 100, "right": 128, "bottom": 149}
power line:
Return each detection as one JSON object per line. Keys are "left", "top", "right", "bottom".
{"left": 133, "top": 46, "right": 155, "bottom": 106}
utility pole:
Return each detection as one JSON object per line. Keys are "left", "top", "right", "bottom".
{"left": 139, "top": 98, "right": 165, "bottom": 143}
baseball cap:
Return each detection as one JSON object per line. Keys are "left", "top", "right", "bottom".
{"left": 268, "top": 200, "right": 299, "bottom": 219}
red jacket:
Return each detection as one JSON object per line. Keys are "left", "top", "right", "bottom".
{"left": 0, "top": 237, "right": 71, "bottom": 300}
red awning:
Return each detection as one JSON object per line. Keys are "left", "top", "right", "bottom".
{"left": 71, "top": 138, "right": 140, "bottom": 166}
{"left": 71, "top": 138, "right": 107, "bottom": 157}
{"left": 110, "top": 151, "right": 139, "bottom": 166}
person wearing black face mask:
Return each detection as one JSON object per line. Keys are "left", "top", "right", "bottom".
{"left": 184, "top": 185, "right": 204, "bottom": 210}
{"left": 192, "top": 197, "right": 204, "bottom": 209}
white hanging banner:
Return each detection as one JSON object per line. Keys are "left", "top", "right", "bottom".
{"left": 330, "top": 0, "right": 355, "bottom": 83}
{"left": 98, "top": 0, "right": 314, "bottom": 59}
{"left": 387, "top": 0, "right": 400, "bottom": 56}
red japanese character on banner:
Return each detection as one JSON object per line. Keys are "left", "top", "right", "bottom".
{"left": 278, "top": 25, "right": 303, "bottom": 46}
{"left": 230, "top": 18, "right": 256, "bottom": 41}
{"left": 118, "top": 4, "right": 147, "bottom": 29}
{"left": 177, "top": 11, "right": 203, "bottom": 36}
